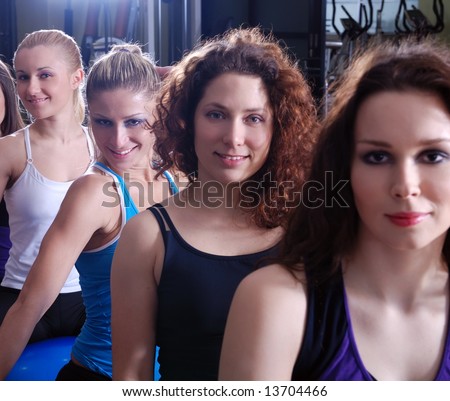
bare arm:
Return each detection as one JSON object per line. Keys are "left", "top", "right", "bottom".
{"left": 0, "top": 174, "right": 113, "bottom": 379}
{"left": 111, "top": 211, "right": 163, "bottom": 380}
{"left": 219, "top": 264, "right": 307, "bottom": 380}
{"left": 0, "top": 133, "right": 25, "bottom": 199}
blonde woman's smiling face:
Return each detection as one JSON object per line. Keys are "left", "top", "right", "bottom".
{"left": 89, "top": 88, "right": 156, "bottom": 172}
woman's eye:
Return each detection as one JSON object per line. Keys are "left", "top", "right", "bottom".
{"left": 247, "top": 115, "right": 263, "bottom": 124}
{"left": 125, "top": 119, "right": 144, "bottom": 127}
{"left": 40, "top": 73, "right": 51, "bottom": 79}
{"left": 93, "top": 119, "right": 112, "bottom": 127}
{"left": 419, "top": 150, "right": 449, "bottom": 164}
{"left": 362, "top": 151, "right": 390, "bottom": 164}
{"left": 206, "top": 111, "right": 224, "bottom": 120}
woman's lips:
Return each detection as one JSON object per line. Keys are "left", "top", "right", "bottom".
{"left": 385, "top": 212, "right": 430, "bottom": 227}
{"left": 215, "top": 152, "right": 249, "bottom": 166}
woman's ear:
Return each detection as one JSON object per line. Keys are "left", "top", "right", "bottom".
{"left": 70, "top": 68, "right": 84, "bottom": 89}
{"left": 156, "top": 66, "right": 172, "bottom": 80}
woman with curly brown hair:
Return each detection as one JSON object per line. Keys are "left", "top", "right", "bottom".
{"left": 111, "top": 26, "right": 318, "bottom": 380}
{"left": 220, "top": 37, "right": 450, "bottom": 381}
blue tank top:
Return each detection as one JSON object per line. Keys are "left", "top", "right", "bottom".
{"left": 71, "top": 164, "right": 179, "bottom": 378}
{"left": 149, "top": 203, "right": 279, "bottom": 380}
{"left": 292, "top": 270, "right": 450, "bottom": 380}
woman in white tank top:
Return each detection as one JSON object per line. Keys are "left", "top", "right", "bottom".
{"left": 0, "top": 30, "right": 94, "bottom": 342}
{"left": 0, "top": 39, "right": 185, "bottom": 380}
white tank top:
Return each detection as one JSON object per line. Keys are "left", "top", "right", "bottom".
{"left": 1, "top": 126, "right": 95, "bottom": 292}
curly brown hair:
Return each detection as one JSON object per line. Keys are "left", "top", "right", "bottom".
{"left": 279, "top": 36, "right": 450, "bottom": 283}
{"left": 153, "top": 27, "right": 318, "bottom": 228}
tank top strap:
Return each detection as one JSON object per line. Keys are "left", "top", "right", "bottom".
{"left": 82, "top": 127, "right": 96, "bottom": 164}
{"left": 93, "top": 161, "right": 138, "bottom": 216}
{"left": 150, "top": 203, "right": 179, "bottom": 232}
{"left": 147, "top": 203, "right": 171, "bottom": 246}
{"left": 291, "top": 266, "right": 347, "bottom": 380}
{"left": 24, "top": 125, "right": 94, "bottom": 165}
{"left": 23, "top": 126, "right": 32, "bottom": 163}
{"left": 162, "top": 171, "right": 179, "bottom": 195}
{"left": 93, "top": 161, "right": 122, "bottom": 182}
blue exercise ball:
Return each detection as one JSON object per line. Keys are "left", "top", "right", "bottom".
{"left": 154, "top": 346, "right": 161, "bottom": 381}
{"left": 6, "top": 336, "right": 76, "bottom": 381}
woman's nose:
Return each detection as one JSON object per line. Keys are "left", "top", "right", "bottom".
{"left": 390, "top": 163, "right": 421, "bottom": 199}
{"left": 222, "top": 120, "right": 245, "bottom": 147}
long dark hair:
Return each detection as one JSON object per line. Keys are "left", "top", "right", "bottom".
{"left": 279, "top": 37, "right": 450, "bottom": 282}
{"left": 0, "top": 60, "right": 24, "bottom": 136}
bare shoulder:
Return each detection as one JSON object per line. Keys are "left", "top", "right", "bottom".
{"left": 119, "top": 206, "right": 166, "bottom": 255}
{"left": 51, "top": 172, "right": 115, "bottom": 226}
{"left": 240, "top": 263, "right": 306, "bottom": 297}
{"left": 0, "top": 128, "right": 27, "bottom": 149}
{"left": 114, "top": 206, "right": 166, "bottom": 282}
{"left": 69, "top": 174, "right": 110, "bottom": 199}
{"left": 232, "top": 263, "right": 308, "bottom": 322}
{"left": 123, "top": 207, "right": 161, "bottom": 237}
{"left": 0, "top": 129, "right": 26, "bottom": 168}
{"left": 220, "top": 263, "right": 307, "bottom": 380}
{"left": 56, "top": 171, "right": 120, "bottom": 226}
{"left": 69, "top": 169, "right": 117, "bottom": 201}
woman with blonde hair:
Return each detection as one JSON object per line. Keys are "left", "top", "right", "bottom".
{"left": 0, "top": 42, "right": 180, "bottom": 380}
{"left": 0, "top": 29, "right": 93, "bottom": 342}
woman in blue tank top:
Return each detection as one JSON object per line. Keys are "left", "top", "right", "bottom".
{"left": 220, "top": 38, "right": 450, "bottom": 381}
{"left": 111, "top": 27, "right": 319, "bottom": 380}
{"left": 0, "top": 44, "right": 181, "bottom": 380}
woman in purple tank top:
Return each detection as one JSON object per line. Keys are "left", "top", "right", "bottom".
{"left": 220, "top": 37, "right": 450, "bottom": 381}
{"left": 0, "top": 59, "right": 25, "bottom": 281}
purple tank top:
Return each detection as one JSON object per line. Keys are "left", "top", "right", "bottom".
{"left": 292, "top": 270, "right": 450, "bottom": 380}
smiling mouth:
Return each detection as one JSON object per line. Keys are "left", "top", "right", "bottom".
{"left": 28, "top": 98, "right": 48, "bottom": 104}
{"left": 111, "top": 148, "right": 133, "bottom": 156}
{"left": 215, "top": 152, "right": 248, "bottom": 161}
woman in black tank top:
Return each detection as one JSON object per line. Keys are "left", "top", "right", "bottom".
{"left": 111, "top": 27, "right": 318, "bottom": 380}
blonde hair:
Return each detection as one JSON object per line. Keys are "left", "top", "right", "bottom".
{"left": 85, "top": 44, "right": 160, "bottom": 103}
{"left": 13, "top": 29, "right": 85, "bottom": 123}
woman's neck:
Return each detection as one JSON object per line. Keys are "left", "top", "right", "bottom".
{"left": 30, "top": 118, "right": 83, "bottom": 142}
{"left": 99, "top": 159, "right": 156, "bottom": 183}
{"left": 344, "top": 234, "right": 447, "bottom": 308}
{"left": 184, "top": 179, "right": 247, "bottom": 210}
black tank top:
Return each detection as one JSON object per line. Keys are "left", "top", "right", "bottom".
{"left": 0, "top": 199, "right": 9, "bottom": 227}
{"left": 291, "top": 270, "right": 347, "bottom": 380}
{"left": 149, "top": 203, "right": 279, "bottom": 380}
